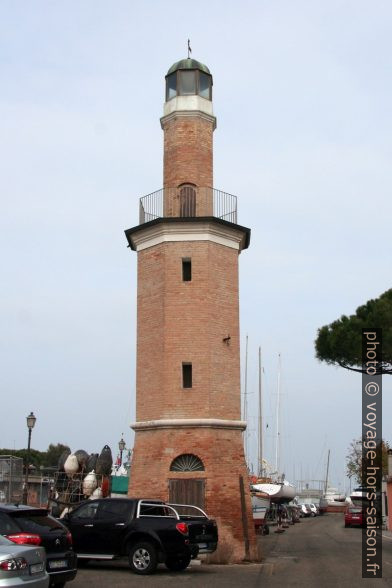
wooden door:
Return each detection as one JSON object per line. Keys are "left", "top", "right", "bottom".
{"left": 169, "top": 479, "right": 205, "bottom": 509}
{"left": 179, "top": 186, "right": 196, "bottom": 217}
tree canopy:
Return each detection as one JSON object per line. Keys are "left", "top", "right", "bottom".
{"left": 346, "top": 437, "right": 389, "bottom": 484}
{"left": 0, "top": 443, "right": 70, "bottom": 470}
{"left": 315, "top": 289, "right": 392, "bottom": 375}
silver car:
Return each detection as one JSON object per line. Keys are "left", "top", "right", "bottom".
{"left": 0, "top": 535, "right": 48, "bottom": 587}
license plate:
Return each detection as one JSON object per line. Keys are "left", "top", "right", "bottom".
{"left": 30, "top": 562, "right": 44, "bottom": 574}
{"left": 198, "top": 543, "right": 207, "bottom": 549}
{"left": 49, "top": 559, "right": 67, "bottom": 569}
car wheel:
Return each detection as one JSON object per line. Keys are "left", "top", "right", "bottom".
{"left": 262, "top": 524, "right": 270, "bottom": 536}
{"left": 77, "top": 559, "right": 90, "bottom": 567}
{"left": 345, "top": 523, "right": 349, "bottom": 528}
{"left": 128, "top": 541, "right": 158, "bottom": 575}
{"left": 165, "top": 554, "right": 191, "bottom": 571}
{"left": 50, "top": 583, "right": 66, "bottom": 588}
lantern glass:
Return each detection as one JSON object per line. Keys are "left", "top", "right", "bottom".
{"left": 26, "top": 412, "right": 36, "bottom": 430}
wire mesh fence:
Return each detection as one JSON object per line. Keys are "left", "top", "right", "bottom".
{"left": 49, "top": 471, "right": 111, "bottom": 517}
{"left": 0, "top": 456, "right": 23, "bottom": 504}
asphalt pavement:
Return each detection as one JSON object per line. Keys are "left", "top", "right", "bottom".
{"left": 70, "top": 514, "right": 392, "bottom": 587}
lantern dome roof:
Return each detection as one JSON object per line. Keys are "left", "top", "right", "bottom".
{"left": 167, "top": 58, "right": 211, "bottom": 76}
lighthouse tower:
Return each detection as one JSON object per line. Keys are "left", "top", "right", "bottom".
{"left": 125, "top": 57, "right": 258, "bottom": 562}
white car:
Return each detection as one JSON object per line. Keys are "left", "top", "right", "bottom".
{"left": 298, "top": 504, "right": 309, "bottom": 517}
{"left": 0, "top": 535, "right": 49, "bottom": 587}
{"left": 307, "top": 503, "right": 318, "bottom": 516}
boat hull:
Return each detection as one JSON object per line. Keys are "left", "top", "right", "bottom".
{"left": 319, "top": 497, "right": 348, "bottom": 513}
{"left": 252, "top": 483, "right": 296, "bottom": 504}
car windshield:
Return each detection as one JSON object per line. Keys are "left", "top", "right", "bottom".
{"left": 349, "top": 508, "right": 363, "bottom": 513}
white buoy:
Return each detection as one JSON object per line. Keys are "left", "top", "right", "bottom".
{"left": 64, "top": 454, "right": 79, "bottom": 476}
{"left": 89, "top": 486, "right": 103, "bottom": 500}
{"left": 83, "top": 470, "right": 98, "bottom": 496}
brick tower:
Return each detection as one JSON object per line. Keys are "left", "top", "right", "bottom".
{"left": 125, "top": 57, "right": 258, "bottom": 562}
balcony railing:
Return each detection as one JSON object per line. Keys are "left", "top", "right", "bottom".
{"left": 139, "top": 187, "right": 238, "bottom": 225}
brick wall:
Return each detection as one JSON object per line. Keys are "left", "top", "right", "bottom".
{"left": 162, "top": 114, "right": 214, "bottom": 216}
{"left": 136, "top": 240, "right": 241, "bottom": 422}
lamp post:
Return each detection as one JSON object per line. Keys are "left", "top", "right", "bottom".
{"left": 118, "top": 436, "right": 126, "bottom": 469}
{"left": 23, "top": 412, "right": 36, "bottom": 504}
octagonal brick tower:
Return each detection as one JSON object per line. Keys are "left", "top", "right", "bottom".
{"left": 125, "top": 57, "right": 258, "bottom": 562}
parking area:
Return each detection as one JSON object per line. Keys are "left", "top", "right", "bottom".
{"left": 70, "top": 559, "right": 264, "bottom": 588}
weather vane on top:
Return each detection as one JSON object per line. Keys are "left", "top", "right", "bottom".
{"left": 187, "top": 39, "right": 192, "bottom": 59}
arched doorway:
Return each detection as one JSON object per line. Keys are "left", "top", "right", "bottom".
{"left": 179, "top": 184, "right": 196, "bottom": 217}
{"left": 169, "top": 454, "right": 205, "bottom": 509}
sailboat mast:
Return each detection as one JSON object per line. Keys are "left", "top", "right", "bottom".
{"left": 275, "top": 353, "right": 281, "bottom": 476}
{"left": 324, "top": 449, "right": 330, "bottom": 493}
{"left": 258, "top": 347, "right": 263, "bottom": 477}
{"left": 243, "top": 334, "right": 249, "bottom": 466}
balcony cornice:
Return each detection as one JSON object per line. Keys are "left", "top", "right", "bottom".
{"left": 124, "top": 216, "right": 251, "bottom": 252}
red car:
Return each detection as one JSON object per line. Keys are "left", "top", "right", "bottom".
{"left": 344, "top": 507, "right": 364, "bottom": 528}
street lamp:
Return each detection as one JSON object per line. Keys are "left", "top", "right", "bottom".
{"left": 23, "top": 412, "right": 36, "bottom": 504}
{"left": 118, "top": 435, "right": 126, "bottom": 468}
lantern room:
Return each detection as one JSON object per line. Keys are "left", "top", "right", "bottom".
{"left": 165, "top": 58, "right": 213, "bottom": 102}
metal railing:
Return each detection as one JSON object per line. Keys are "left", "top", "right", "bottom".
{"left": 139, "top": 187, "right": 238, "bottom": 225}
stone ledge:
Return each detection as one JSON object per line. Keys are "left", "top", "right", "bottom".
{"left": 131, "top": 418, "right": 247, "bottom": 431}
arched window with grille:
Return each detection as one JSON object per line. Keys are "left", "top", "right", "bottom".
{"left": 170, "top": 454, "right": 204, "bottom": 472}
{"left": 179, "top": 184, "right": 196, "bottom": 217}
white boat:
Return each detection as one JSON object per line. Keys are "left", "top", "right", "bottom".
{"left": 324, "top": 486, "right": 346, "bottom": 502}
{"left": 252, "top": 480, "right": 296, "bottom": 504}
{"left": 251, "top": 494, "right": 270, "bottom": 521}
{"left": 319, "top": 451, "right": 347, "bottom": 511}
{"left": 319, "top": 487, "right": 347, "bottom": 510}
{"left": 350, "top": 486, "right": 368, "bottom": 506}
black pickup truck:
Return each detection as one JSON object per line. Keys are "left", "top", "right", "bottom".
{"left": 61, "top": 498, "right": 218, "bottom": 574}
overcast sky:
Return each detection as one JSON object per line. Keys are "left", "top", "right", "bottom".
{"left": 1, "top": 0, "right": 391, "bottom": 492}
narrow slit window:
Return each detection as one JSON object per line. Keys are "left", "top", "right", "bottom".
{"left": 182, "top": 259, "right": 192, "bottom": 281}
{"left": 182, "top": 363, "right": 192, "bottom": 388}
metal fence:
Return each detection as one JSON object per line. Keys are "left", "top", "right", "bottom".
{"left": 139, "top": 189, "right": 163, "bottom": 224}
{"left": 139, "top": 187, "right": 238, "bottom": 225}
{"left": 0, "top": 456, "right": 23, "bottom": 503}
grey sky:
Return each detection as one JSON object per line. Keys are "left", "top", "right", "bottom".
{"left": 1, "top": 1, "right": 391, "bottom": 490}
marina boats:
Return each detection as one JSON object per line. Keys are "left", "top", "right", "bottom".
{"left": 249, "top": 350, "right": 296, "bottom": 512}
{"left": 319, "top": 450, "right": 347, "bottom": 513}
